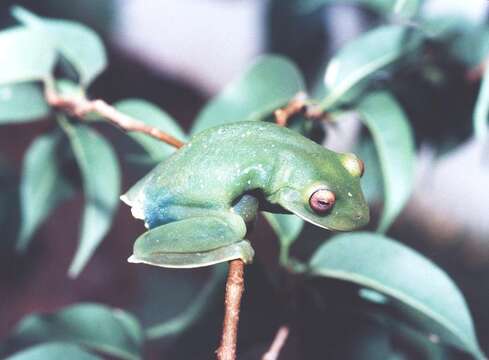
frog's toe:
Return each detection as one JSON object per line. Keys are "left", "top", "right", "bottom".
{"left": 128, "top": 216, "right": 254, "bottom": 268}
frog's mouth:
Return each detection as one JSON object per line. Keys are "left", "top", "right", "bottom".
{"left": 274, "top": 188, "right": 370, "bottom": 231}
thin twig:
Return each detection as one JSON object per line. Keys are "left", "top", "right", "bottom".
{"left": 274, "top": 92, "right": 328, "bottom": 127}
{"left": 216, "top": 259, "right": 245, "bottom": 360}
{"left": 275, "top": 92, "right": 308, "bottom": 126}
{"left": 45, "top": 89, "right": 184, "bottom": 149}
{"left": 262, "top": 326, "right": 290, "bottom": 360}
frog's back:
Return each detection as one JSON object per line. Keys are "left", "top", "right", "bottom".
{"left": 190, "top": 121, "right": 319, "bottom": 151}
{"left": 122, "top": 121, "right": 340, "bottom": 227}
{"left": 155, "top": 122, "right": 331, "bottom": 189}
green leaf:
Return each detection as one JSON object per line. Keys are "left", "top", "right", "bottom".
{"left": 298, "top": 0, "right": 423, "bottom": 19}
{"left": 474, "top": 64, "right": 489, "bottom": 141}
{"left": 6, "top": 343, "right": 100, "bottom": 360}
{"left": 419, "top": 15, "right": 472, "bottom": 39}
{"left": 114, "top": 99, "right": 187, "bottom": 162}
{"left": 191, "top": 55, "right": 305, "bottom": 134}
{"left": 355, "top": 137, "right": 383, "bottom": 203}
{"left": 18, "top": 131, "right": 73, "bottom": 252}
{"left": 0, "top": 27, "right": 56, "bottom": 85}
{"left": 56, "top": 79, "right": 86, "bottom": 98}
{"left": 356, "top": 91, "right": 415, "bottom": 232}
{"left": 309, "top": 232, "right": 485, "bottom": 359}
{"left": 11, "top": 304, "right": 143, "bottom": 360}
{"left": 0, "top": 83, "right": 49, "bottom": 123}
{"left": 263, "top": 213, "right": 303, "bottom": 265}
{"left": 449, "top": 25, "right": 489, "bottom": 68}
{"left": 145, "top": 264, "right": 227, "bottom": 340}
{"left": 58, "top": 118, "right": 120, "bottom": 277}
{"left": 12, "top": 6, "right": 107, "bottom": 86}
{"left": 319, "top": 25, "right": 423, "bottom": 111}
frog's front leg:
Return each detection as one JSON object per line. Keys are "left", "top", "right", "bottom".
{"left": 128, "top": 213, "right": 254, "bottom": 268}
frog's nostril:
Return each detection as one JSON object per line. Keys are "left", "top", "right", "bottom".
{"left": 356, "top": 210, "right": 370, "bottom": 226}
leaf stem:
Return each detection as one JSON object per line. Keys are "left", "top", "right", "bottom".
{"left": 279, "top": 245, "right": 291, "bottom": 267}
{"left": 262, "top": 325, "right": 290, "bottom": 360}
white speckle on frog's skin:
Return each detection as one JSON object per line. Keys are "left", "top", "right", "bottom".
{"left": 348, "top": 192, "right": 353, "bottom": 197}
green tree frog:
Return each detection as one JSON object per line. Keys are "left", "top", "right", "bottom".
{"left": 122, "top": 121, "right": 369, "bottom": 268}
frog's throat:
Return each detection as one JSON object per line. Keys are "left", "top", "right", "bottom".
{"left": 127, "top": 240, "right": 254, "bottom": 269}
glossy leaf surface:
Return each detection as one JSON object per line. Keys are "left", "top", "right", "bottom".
{"left": 191, "top": 55, "right": 305, "bottom": 134}
{"left": 0, "top": 83, "right": 49, "bottom": 123}
{"left": 115, "top": 99, "right": 186, "bottom": 161}
{"left": 356, "top": 91, "right": 415, "bottom": 232}
{"left": 6, "top": 343, "right": 100, "bottom": 360}
{"left": 309, "top": 232, "right": 484, "bottom": 359}
{"left": 13, "top": 7, "right": 107, "bottom": 85}
{"left": 59, "top": 119, "right": 120, "bottom": 277}
{"left": 0, "top": 27, "right": 55, "bottom": 85}
{"left": 320, "top": 25, "right": 422, "bottom": 110}
{"left": 11, "top": 304, "right": 143, "bottom": 360}
{"left": 299, "top": 0, "right": 422, "bottom": 19}
{"left": 18, "top": 131, "right": 73, "bottom": 251}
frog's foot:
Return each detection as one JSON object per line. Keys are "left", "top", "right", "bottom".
{"left": 128, "top": 216, "right": 254, "bottom": 268}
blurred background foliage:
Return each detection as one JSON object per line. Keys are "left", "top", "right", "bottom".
{"left": 0, "top": 0, "right": 488, "bottom": 359}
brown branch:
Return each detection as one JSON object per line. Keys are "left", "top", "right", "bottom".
{"left": 262, "top": 326, "right": 290, "bottom": 360}
{"left": 274, "top": 92, "right": 329, "bottom": 127}
{"left": 45, "top": 89, "right": 185, "bottom": 149}
{"left": 275, "top": 92, "right": 308, "bottom": 126}
{"left": 46, "top": 87, "right": 247, "bottom": 360}
{"left": 216, "top": 259, "right": 245, "bottom": 360}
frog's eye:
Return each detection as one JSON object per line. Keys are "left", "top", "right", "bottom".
{"left": 309, "top": 189, "right": 336, "bottom": 214}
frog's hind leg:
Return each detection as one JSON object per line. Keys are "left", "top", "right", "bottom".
{"left": 128, "top": 214, "right": 254, "bottom": 268}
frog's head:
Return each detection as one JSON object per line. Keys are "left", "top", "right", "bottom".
{"left": 272, "top": 152, "right": 369, "bottom": 231}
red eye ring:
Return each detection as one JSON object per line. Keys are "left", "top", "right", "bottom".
{"left": 309, "top": 189, "right": 336, "bottom": 214}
